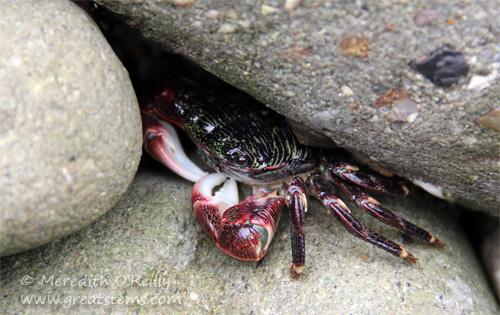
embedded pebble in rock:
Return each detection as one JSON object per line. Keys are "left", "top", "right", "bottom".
{"left": 476, "top": 108, "right": 500, "bottom": 132}
{"left": 218, "top": 23, "right": 237, "bottom": 34}
{"left": 467, "top": 59, "right": 499, "bottom": 91}
{"left": 414, "top": 9, "right": 440, "bottom": 27}
{"left": 261, "top": 4, "right": 280, "bottom": 15}
{"left": 392, "top": 99, "right": 419, "bottom": 122}
{"left": 205, "top": 9, "right": 219, "bottom": 20}
{"left": 97, "top": 0, "right": 500, "bottom": 215}
{"left": 0, "top": 0, "right": 142, "bottom": 255}
{"left": 284, "top": 0, "right": 302, "bottom": 13}
{"left": 340, "top": 85, "right": 354, "bottom": 97}
{"left": 0, "top": 169, "right": 498, "bottom": 314}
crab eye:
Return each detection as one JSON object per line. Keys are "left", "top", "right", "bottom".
{"left": 228, "top": 149, "right": 251, "bottom": 167}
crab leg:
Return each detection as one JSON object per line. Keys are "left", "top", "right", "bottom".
{"left": 192, "top": 173, "right": 285, "bottom": 261}
{"left": 320, "top": 150, "right": 410, "bottom": 196}
{"left": 331, "top": 177, "right": 445, "bottom": 248}
{"left": 309, "top": 174, "right": 418, "bottom": 263}
{"left": 283, "top": 177, "right": 308, "bottom": 279}
{"left": 142, "top": 113, "right": 208, "bottom": 182}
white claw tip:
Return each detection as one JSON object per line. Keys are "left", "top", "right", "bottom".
{"left": 195, "top": 173, "right": 239, "bottom": 207}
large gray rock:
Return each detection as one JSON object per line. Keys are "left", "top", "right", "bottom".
{"left": 0, "top": 0, "right": 142, "bottom": 255}
{"left": 0, "top": 169, "right": 497, "bottom": 314}
{"left": 97, "top": 0, "right": 499, "bottom": 215}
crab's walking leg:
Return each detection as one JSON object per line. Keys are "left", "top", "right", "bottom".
{"left": 331, "top": 177, "right": 445, "bottom": 248}
{"left": 284, "top": 177, "right": 308, "bottom": 278}
{"left": 192, "top": 173, "right": 285, "bottom": 261}
{"left": 309, "top": 174, "right": 418, "bottom": 263}
{"left": 320, "top": 150, "right": 410, "bottom": 196}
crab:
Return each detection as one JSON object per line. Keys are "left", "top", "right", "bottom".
{"left": 141, "top": 82, "right": 445, "bottom": 278}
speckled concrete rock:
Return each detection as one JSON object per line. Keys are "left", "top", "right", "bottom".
{"left": 97, "top": 0, "right": 500, "bottom": 216}
{"left": 0, "top": 0, "right": 142, "bottom": 255}
{"left": 0, "top": 169, "right": 497, "bottom": 314}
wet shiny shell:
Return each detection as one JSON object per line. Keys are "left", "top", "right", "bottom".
{"left": 174, "top": 91, "right": 316, "bottom": 185}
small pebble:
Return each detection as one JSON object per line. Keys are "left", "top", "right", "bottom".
{"left": 191, "top": 21, "right": 202, "bottom": 28}
{"left": 218, "top": 23, "right": 237, "bottom": 34}
{"left": 467, "top": 64, "right": 499, "bottom": 91}
{"left": 205, "top": 9, "right": 219, "bottom": 20}
{"left": 392, "top": 98, "right": 419, "bottom": 122}
{"left": 284, "top": 0, "right": 302, "bottom": 12}
{"left": 414, "top": 9, "right": 439, "bottom": 27}
{"left": 238, "top": 20, "right": 252, "bottom": 29}
{"left": 340, "top": 34, "right": 370, "bottom": 59}
{"left": 261, "top": 5, "right": 279, "bottom": 15}
{"left": 476, "top": 108, "right": 500, "bottom": 132}
{"left": 190, "top": 292, "right": 199, "bottom": 300}
{"left": 340, "top": 85, "right": 353, "bottom": 97}
{"left": 171, "top": 0, "right": 194, "bottom": 7}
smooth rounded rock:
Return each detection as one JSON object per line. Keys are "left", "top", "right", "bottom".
{"left": 0, "top": 0, "right": 142, "bottom": 255}
{"left": 0, "top": 169, "right": 497, "bottom": 314}
{"left": 481, "top": 223, "right": 500, "bottom": 301}
{"left": 98, "top": 0, "right": 499, "bottom": 216}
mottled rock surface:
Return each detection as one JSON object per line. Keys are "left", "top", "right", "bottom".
{"left": 0, "top": 169, "right": 497, "bottom": 314}
{"left": 97, "top": 0, "right": 500, "bottom": 215}
{"left": 0, "top": 0, "right": 142, "bottom": 255}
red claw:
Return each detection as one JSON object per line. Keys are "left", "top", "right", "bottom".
{"left": 192, "top": 174, "right": 285, "bottom": 261}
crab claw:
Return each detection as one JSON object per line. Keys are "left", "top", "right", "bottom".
{"left": 142, "top": 113, "right": 208, "bottom": 182}
{"left": 192, "top": 173, "right": 285, "bottom": 261}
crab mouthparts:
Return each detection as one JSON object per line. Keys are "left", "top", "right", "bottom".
{"left": 262, "top": 164, "right": 284, "bottom": 170}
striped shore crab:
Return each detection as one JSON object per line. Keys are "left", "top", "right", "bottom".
{"left": 141, "top": 82, "right": 445, "bottom": 278}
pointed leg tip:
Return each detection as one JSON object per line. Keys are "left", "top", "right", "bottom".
{"left": 400, "top": 249, "right": 418, "bottom": 263}
{"left": 289, "top": 264, "right": 305, "bottom": 279}
{"left": 433, "top": 239, "right": 446, "bottom": 248}
{"left": 429, "top": 235, "right": 446, "bottom": 248}
{"left": 406, "top": 254, "right": 418, "bottom": 263}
